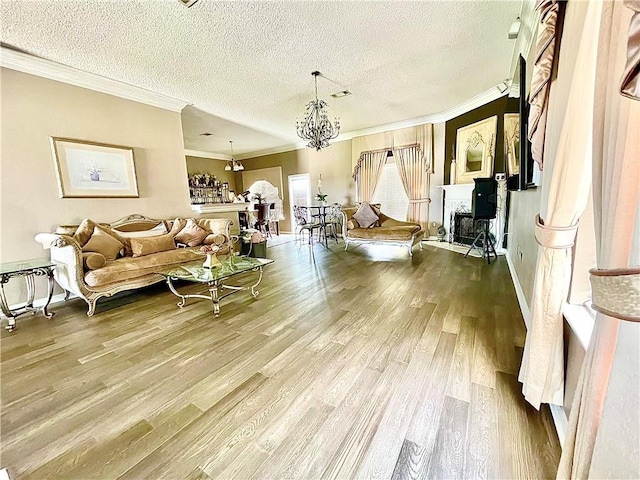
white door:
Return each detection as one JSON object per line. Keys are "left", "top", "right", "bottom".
{"left": 288, "top": 173, "right": 311, "bottom": 227}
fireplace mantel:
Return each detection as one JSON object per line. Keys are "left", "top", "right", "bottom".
{"left": 438, "top": 181, "right": 507, "bottom": 253}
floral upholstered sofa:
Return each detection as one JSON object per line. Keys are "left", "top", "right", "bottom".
{"left": 35, "top": 214, "right": 233, "bottom": 316}
{"left": 341, "top": 203, "right": 423, "bottom": 256}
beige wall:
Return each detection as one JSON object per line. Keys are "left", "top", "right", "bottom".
{"left": 241, "top": 167, "right": 283, "bottom": 196}
{"left": 1, "top": 68, "right": 192, "bottom": 302}
{"left": 185, "top": 155, "right": 237, "bottom": 192}
{"left": 241, "top": 139, "right": 354, "bottom": 232}
{"left": 506, "top": 188, "right": 541, "bottom": 305}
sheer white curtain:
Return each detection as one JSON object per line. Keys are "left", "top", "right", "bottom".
{"left": 518, "top": 0, "right": 598, "bottom": 409}
{"left": 558, "top": 1, "right": 640, "bottom": 477}
{"left": 352, "top": 150, "right": 388, "bottom": 203}
{"left": 394, "top": 145, "right": 431, "bottom": 231}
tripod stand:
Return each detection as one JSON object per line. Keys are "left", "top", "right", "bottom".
{"left": 464, "top": 218, "right": 497, "bottom": 264}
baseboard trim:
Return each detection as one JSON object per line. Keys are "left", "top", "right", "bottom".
{"left": 506, "top": 249, "right": 568, "bottom": 449}
{"left": 505, "top": 250, "right": 532, "bottom": 329}
{"left": 550, "top": 403, "right": 568, "bottom": 448}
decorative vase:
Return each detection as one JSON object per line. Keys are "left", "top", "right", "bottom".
{"left": 202, "top": 252, "right": 220, "bottom": 269}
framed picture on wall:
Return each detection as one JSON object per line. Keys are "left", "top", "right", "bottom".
{"left": 504, "top": 113, "right": 520, "bottom": 176}
{"left": 455, "top": 115, "right": 497, "bottom": 184}
{"left": 50, "top": 137, "right": 139, "bottom": 198}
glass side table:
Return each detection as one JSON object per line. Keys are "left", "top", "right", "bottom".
{"left": 0, "top": 259, "right": 56, "bottom": 331}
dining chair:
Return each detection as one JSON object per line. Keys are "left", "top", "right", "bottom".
{"left": 292, "top": 205, "right": 323, "bottom": 245}
{"left": 255, "top": 203, "right": 271, "bottom": 238}
{"left": 324, "top": 203, "right": 343, "bottom": 243}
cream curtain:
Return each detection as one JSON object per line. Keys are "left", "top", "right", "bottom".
{"left": 352, "top": 150, "right": 388, "bottom": 203}
{"left": 558, "top": 0, "right": 640, "bottom": 477}
{"left": 351, "top": 132, "right": 393, "bottom": 172}
{"left": 528, "top": 0, "right": 563, "bottom": 170}
{"left": 518, "top": 0, "right": 599, "bottom": 409}
{"left": 394, "top": 145, "right": 431, "bottom": 231}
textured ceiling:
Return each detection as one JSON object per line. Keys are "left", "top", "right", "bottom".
{"left": 0, "top": 0, "right": 523, "bottom": 157}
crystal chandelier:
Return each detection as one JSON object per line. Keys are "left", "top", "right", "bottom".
{"left": 224, "top": 140, "right": 244, "bottom": 171}
{"left": 296, "top": 71, "right": 340, "bottom": 151}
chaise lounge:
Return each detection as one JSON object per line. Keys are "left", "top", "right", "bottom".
{"left": 341, "top": 203, "right": 424, "bottom": 256}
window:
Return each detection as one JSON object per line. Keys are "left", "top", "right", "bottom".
{"left": 372, "top": 160, "right": 409, "bottom": 221}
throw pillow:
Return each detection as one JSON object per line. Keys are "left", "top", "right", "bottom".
{"left": 175, "top": 218, "right": 209, "bottom": 247}
{"left": 352, "top": 202, "right": 379, "bottom": 229}
{"left": 73, "top": 219, "right": 98, "bottom": 247}
{"left": 130, "top": 235, "right": 176, "bottom": 257}
{"left": 347, "top": 219, "right": 360, "bottom": 230}
{"left": 167, "top": 218, "right": 187, "bottom": 237}
{"left": 82, "top": 227, "right": 124, "bottom": 261}
{"left": 82, "top": 252, "right": 107, "bottom": 270}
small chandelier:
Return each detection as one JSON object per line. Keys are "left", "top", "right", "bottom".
{"left": 296, "top": 71, "right": 340, "bottom": 151}
{"left": 224, "top": 140, "right": 245, "bottom": 171}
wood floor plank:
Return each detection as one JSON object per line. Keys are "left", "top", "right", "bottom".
{"left": 426, "top": 395, "right": 469, "bottom": 479}
{"left": 0, "top": 242, "right": 561, "bottom": 480}
{"left": 463, "top": 382, "right": 498, "bottom": 480}
{"left": 447, "top": 315, "right": 478, "bottom": 402}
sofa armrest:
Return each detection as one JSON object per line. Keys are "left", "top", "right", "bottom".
{"left": 35, "top": 232, "right": 88, "bottom": 298}
{"left": 197, "top": 218, "right": 233, "bottom": 253}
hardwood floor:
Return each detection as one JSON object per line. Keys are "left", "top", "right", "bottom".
{"left": 0, "top": 240, "right": 560, "bottom": 479}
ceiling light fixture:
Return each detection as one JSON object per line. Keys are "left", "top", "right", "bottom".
{"left": 330, "top": 90, "right": 352, "bottom": 99}
{"left": 179, "top": 0, "right": 200, "bottom": 7}
{"left": 296, "top": 71, "right": 340, "bottom": 151}
{"left": 224, "top": 140, "right": 245, "bottom": 172}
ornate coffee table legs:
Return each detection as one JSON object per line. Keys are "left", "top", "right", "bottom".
{"left": 165, "top": 266, "right": 265, "bottom": 317}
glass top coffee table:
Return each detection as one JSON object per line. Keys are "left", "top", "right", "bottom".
{"left": 157, "top": 255, "right": 274, "bottom": 317}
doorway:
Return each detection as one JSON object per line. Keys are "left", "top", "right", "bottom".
{"left": 288, "top": 173, "right": 311, "bottom": 228}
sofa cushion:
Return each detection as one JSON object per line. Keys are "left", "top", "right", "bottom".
{"left": 175, "top": 219, "right": 209, "bottom": 247}
{"left": 352, "top": 202, "right": 379, "bottom": 229}
{"left": 347, "top": 225, "right": 421, "bottom": 241}
{"left": 347, "top": 218, "right": 360, "bottom": 230}
{"left": 82, "top": 227, "right": 124, "bottom": 261}
{"left": 130, "top": 234, "right": 176, "bottom": 257}
{"left": 82, "top": 252, "right": 107, "bottom": 270}
{"left": 84, "top": 248, "right": 202, "bottom": 287}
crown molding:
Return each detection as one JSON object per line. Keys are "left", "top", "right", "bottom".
{"left": 184, "top": 149, "right": 231, "bottom": 160}
{"left": 234, "top": 141, "right": 308, "bottom": 160}
{"left": 1, "top": 46, "right": 189, "bottom": 112}
{"left": 238, "top": 86, "right": 506, "bottom": 160}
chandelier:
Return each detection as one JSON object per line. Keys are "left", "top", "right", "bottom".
{"left": 296, "top": 71, "right": 340, "bottom": 151}
{"left": 224, "top": 140, "right": 244, "bottom": 171}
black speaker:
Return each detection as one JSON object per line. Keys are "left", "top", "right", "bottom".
{"left": 472, "top": 177, "right": 497, "bottom": 219}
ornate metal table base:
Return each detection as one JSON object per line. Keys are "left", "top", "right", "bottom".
{"left": 0, "top": 265, "right": 56, "bottom": 331}
{"left": 165, "top": 266, "right": 264, "bottom": 317}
